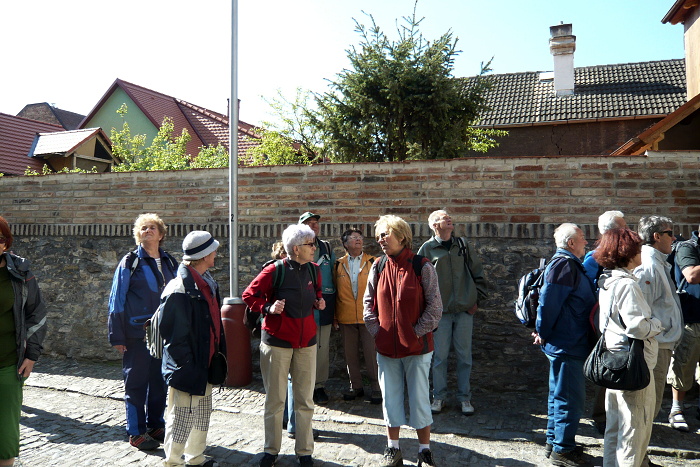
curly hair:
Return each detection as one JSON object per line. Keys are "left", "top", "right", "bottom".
{"left": 593, "top": 228, "right": 642, "bottom": 269}
{"left": 375, "top": 215, "right": 412, "bottom": 248}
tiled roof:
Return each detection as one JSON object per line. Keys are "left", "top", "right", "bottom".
{"left": 81, "top": 79, "right": 260, "bottom": 158}
{"left": 30, "top": 128, "right": 105, "bottom": 157}
{"left": 0, "top": 113, "right": 63, "bottom": 175}
{"left": 17, "top": 103, "right": 85, "bottom": 130}
{"left": 473, "top": 59, "right": 686, "bottom": 127}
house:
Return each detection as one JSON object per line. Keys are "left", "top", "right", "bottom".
{"left": 466, "top": 24, "right": 687, "bottom": 157}
{"left": 0, "top": 113, "right": 63, "bottom": 175}
{"left": 17, "top": 103, "right": 85, "bottom": 130}
{"left": 663, "top": 0, "right": 700, "bottom": 100}
{"left": 28, "top": 128, "right": 117, "bottom": 172}
{"left": 79, "top": 78, "right": 260, "bottom": 159}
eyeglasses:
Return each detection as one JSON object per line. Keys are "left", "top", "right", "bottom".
{"left": 347, "top": 236, "right": 363, "bottom": 241}
{"left": 0, "top": 237, "right": 6, "bottom": 244}
{"left": 301, "top": 242, "right": 316, "bottom": 248}
{"left": 661, "top": 230, "right": 674, "bottom": 237}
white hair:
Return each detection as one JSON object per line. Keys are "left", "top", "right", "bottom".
{"left": 598, "top": 210, "right": 625, "bottom": 234}
{"left": 428, "top": 209, "right": 448, "bottom": 233}
{"left": 282, "top": 224, "right": 315, "bottom": 257}
{"left": 554, "top": 223, "right": 580, "bottom": 249}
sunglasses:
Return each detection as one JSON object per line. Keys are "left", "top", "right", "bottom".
{"left": 301, "top": 242, "right": 316, "bottom": 248}
{"left": 661, "top": 230, "right": 674, "bottom": 237}
{"left": 0, "top": 237, "right": 6, "bottom": 244}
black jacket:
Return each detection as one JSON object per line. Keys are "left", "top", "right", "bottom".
{"left": 160, "top": 264, "right": 225, "bottom": 396}
{"left": 3, "top": 252, "right": 47, "bottom": 378}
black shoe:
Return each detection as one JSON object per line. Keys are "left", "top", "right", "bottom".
{"left": 313, "top": 387, "right": 329, "bottom": 405}
{"left": 550, "top": 448, "right": 590, "bottom": 467}
{"left": 370, "top": 390, "right": 383, "bottom": 404}
{"left": 417, "top": 448, "right": 435, "bottom": 466}
{"left": 259, "top": 453, "right": 278, "bottom": 467}
{"left": 298, "top": 455, "right": 314, "bottom": 467}
{"left": 147, "top": 427, "right": 165, "bottom": 443}
{"left": 129, "top": 434, "right": 159, "bottom": 451}
{"left": 343, "top": 387, "right": 364, "bottom": 401}
{"left": 186, "top": 460, "right": 220, "bottom": 467}
{"left": 380, "top": 447, "right": 403, "bottom": 467}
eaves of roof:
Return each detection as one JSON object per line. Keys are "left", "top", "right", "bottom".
{"left": 611, "top": 92, "right": 700, "bottom": 155}
{"left": 31, "top": 128, "right": 110, "bottom": 157}
{"left": 662, "top": 0, "right": 699, "bottom": 24}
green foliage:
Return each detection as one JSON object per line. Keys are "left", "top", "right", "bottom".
{"left": 245, "top": 89, "right": 324, "bottom": 166}
{"left": 311, "top": 3, "right": 503, "bottom": 162}
{"left": 192, "top": 144, "right": 229, "bottom": 168}
{"left": 25, "top": 165, "right": 97, "bottom": 176}
{"left": 111, "top": 105, "right": 191, "bottom": 172}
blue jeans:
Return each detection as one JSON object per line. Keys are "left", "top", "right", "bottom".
{"left": 432, "top": 312, "right": 473, "bottom": 402}
{"left": 545, "top": 353, "right": 585, "bottom": 453}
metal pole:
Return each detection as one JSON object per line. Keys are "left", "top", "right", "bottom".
{"left": 227, "top": 0, "right": 241, "bottom": 301}
{"left": 222, "top": 0, "right": 251, "bottom": 387}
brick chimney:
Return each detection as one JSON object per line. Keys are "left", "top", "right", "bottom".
{"left": 549, "top": 23, "right": 576, "bottom": 97}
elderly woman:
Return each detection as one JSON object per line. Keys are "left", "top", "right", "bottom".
{"left": 243, "top": 224, "right": 324, "bottom": 467}
{"left": 364, "top": 215, "right": 442, "bottom": 467}
{"left": 0, "top": 216, "right": 47, "bottom": 467}
{"left": 534, "top": 223, "right": 597, "bottom": 466}
{"left": 594, "top": 228, "right": 662, "bottom": 467}
{"left": 108, "top": 213, "right": 178, "bottom": 451}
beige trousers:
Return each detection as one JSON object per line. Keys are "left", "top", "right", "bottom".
{"left": 260, "top": 342, "right": 316, "bottom": 456}
{"left": 603, "top": 373, "right": 655, "bottom": 467}
{"left": 163, "top": 383, "right": 212, "bottom": 467}
{"left": 652, "top": 348, "right": 672, "bottom": 419}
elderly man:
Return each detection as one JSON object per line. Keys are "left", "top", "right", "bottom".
{"left": 298, "top": 211, "right": 336, "bottom": 404}
{"left": 667, "top": 223, "right": 700, "bottom": 432}
{"left": 417, "top": 210, "right": 487, "bottom": 415}
{"left": 534, "top": 223, "right": 596, "bottom": 467}
{"left": 334, "top": 229, "right": 381, "bottom": 404}
{"left": 635, "top": 216, "right": 683, "bottom": 419}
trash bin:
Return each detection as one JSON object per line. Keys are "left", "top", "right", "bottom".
{"left": 221, "top": 297, "right": 252, "bottom": 387}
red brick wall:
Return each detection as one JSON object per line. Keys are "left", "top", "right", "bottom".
{"left": 2, "top": 151, "right": 699, "bottom": 231}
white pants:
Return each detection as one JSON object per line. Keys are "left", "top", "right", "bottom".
{"left": 163, "top": 384, "right": 212, "bottom": 467}
{"left": 603, "top": 373, "right": 655, "bottom": 467}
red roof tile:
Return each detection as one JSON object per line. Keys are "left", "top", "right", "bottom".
{"left": 0, "top": 113, "right": 64, "bottom": 175}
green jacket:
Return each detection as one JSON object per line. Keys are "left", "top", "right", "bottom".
{"left": 417, "top": 236, "right": 487, "bottom": 313}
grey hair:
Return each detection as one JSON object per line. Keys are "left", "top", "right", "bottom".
{"left": 282, "top": 224, "right": 315, "bottom": 257}
{"left": 598, "top": 210, "right": 625, "bottom": 234}
{"left": 637, "top": 215, "right": 673, "bottom": 244}
{"left": 428, "top": 209, "right": 448, "bottom": 233}
{"left": 554, "top": 223, "right": 580, "bottom": 249}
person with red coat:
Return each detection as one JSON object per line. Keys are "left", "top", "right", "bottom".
{"left": 363, "top": 215, "right": 442, "bottom": 467}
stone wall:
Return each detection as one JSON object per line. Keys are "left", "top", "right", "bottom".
{"left": 2, "top": 151, "right": 699, "bottom": 392}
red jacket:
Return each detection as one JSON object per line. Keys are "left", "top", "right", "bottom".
{"left": 373, "top": 248, "right": 434, "bottom": 358}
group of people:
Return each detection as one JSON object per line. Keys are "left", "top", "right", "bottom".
{"left": 534, "top": 210, "right": 700, "bottom": 467}
{"left": 6, "top": 206, "right": 699, "bottom": 467}
{"left": 243, "top": 210, "right": 486, "bottom": 467}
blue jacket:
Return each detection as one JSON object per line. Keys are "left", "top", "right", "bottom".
{"left": 160, "top": 264, "right": 225, "bottom": 396}
{"left": 108, "top": 246, "right": 178, "bottom": 345}
{"left": 536, "top": 249, "right": 597, "bottom": 359}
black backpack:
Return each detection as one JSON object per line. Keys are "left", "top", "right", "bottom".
{"left": 244, "top": 259, "right": 318, "bottom": 338}
{"left": 374, "top": 254, "right": 427, "bottom": 279}
{"left": 514, "top": 255, "right": 572, "bottom": 328}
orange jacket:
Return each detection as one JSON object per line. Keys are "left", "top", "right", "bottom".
{"left": 333, "top": 252, "right": 376, "bottom": 324}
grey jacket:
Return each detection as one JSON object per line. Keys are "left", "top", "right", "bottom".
{"left": 3, "top": 252, "right": 47, "bottom": 378}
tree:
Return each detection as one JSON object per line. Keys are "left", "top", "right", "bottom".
{"left": 312, "top": 3, "right": 504, "bottom": 162}
{"left": 245, "top": 89, "right": 324, "bottom": 166}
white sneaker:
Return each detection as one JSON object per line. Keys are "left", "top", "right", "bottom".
{"left": 430, "top": 399, "right": 444, "bottom": 413}
{"left": 461, "top": 400, "right": 475, "bottom": 415}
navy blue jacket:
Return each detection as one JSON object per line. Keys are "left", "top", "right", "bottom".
{"left": 160, "top": 264, "right": 225, "bottom": 396}
{"left": 108, "top": 246, "right": 178, "bottom": 345}
{"left": 536, "top": 249, "right": 597, "bottom": 359}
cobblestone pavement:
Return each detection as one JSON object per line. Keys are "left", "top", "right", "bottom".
{"left": 15, "top": 357, "right": 700, "bottom": 466}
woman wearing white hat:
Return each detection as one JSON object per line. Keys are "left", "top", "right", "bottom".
{"left": 160, "top": 230, "right": 224, "bottom": 467}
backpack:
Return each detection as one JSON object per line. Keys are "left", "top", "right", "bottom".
{"left": 244, "top": 259, "right": 319, "bottom": 338}
{"left": 375, "top": 253, "right": 427, "bottom": 279}
{"left": 125, "top": 249, "right": 179, "bottom": 278}
{"left": 144, "top": 300, "right": 166, "bottom": 359}
{"left": 667, "top": 234, "right": 689, "bottom": 287}
{"left": 514, "top": 255, "right": 574, "bottom": 328}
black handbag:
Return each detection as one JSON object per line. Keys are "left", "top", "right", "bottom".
{"left": 583, "top": 297, "right": 650, "bottom": 391}
{"left": 208, "top": 351, "right": 228, "bottom": 385}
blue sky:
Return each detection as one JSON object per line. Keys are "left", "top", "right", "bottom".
{"left": 0, "top": 0, "right": 685, "bottom": 127}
